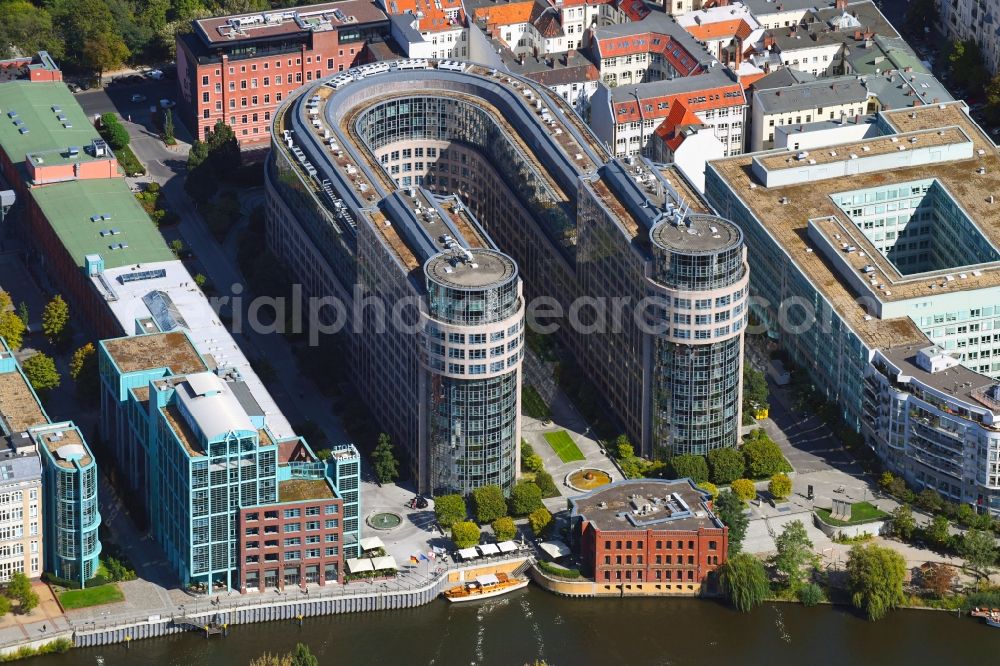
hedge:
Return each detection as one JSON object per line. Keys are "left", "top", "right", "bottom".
{"left": 538, "top": 560, "right": 581, "bottom": 579}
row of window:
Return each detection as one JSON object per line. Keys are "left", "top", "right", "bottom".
{"left": 603, "top": 538, "right": 718, "bottom": 551}
{"left": 245, "top": 505, "right": 338, "bottom": 521}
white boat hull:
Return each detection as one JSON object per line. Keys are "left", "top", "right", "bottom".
{"left": 444, "top": 578, "right": 529, "bottom": 603}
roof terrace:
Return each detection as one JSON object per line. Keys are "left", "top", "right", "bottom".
{"left": 279, "top": 478, "right": 335, "bottom": 502}
{"left": 103, "top": 331, "right": 207, "bottom": 375}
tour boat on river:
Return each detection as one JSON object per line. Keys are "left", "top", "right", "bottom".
{"left": 442, "top": 573, "right": 528, "bottom": 603}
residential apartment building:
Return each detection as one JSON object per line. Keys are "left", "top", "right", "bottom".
{"left": 750, "top": 76, "right": 868, "bottom": 150}
{"left": 267, "top": 60, "right": 747, "bottom": 471}
{"left": 676, "top": 3, "right": 760, "bottom": 65}
{"left": 176, "top": 2, "right": 391, "bottom": 147}
{"left": 705, "top": 102, "right": 1000, "bottom": 514}
{"left": 938, "top": 0, "right": 1000, "bottom": 76}
{"left": 471, "top": 0, "right": 618, "bottom": 55}
{"left": 568, "top": 478, "right": 728, "bottom": 594}
{"left": 0, "top": 342, "right": 101, "bottom": 585}
{"left": 98, "top": 330, "right": 361, "bottom": 592}
{"left": 384, "top": 0, "right": 469, "bottom": 59}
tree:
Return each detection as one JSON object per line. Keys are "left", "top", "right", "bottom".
{"left": 731, "top": 478, "right": 757, "bottom": 503}
{"left": 164, "top": 109, "right": 175, "bottom": 142}
{"left": 492, "top": 516, "right": 517, "bottom": 542}
{"left": 669, "top": 454, "right": 708, "bottom": 483}
{"left": 433, "top": 494, "right": 466, "bottom": 528}
{"left": 16, "top": 302, "right": 28, "bottom": 328}
{"left": 768, "top": 473, "right": 792, "bottom": 500}
{"left": 0, "top": 310, "right": 26, "bottom": 350}
{"left": 186, "top": 139, "right": 218, "bottom": 203}
{"left": 696, "top": 481, "right": 719, "bottom": 500}
{"left": 83, "top": 30, "right": 130, "bottom": 81}
{"left": 290, "top": 643, "right": 319, "bottom": 666}
{"left": 451, "top": 521, "right": 480, "bottom": 549}
{"left": 720, "top": 553, "right": 769, "bottom": 612}
{"left": 742, "top": 430, "right": 790, "bottom": 478}
{"left": 508, "top": 481, "right": 543, "bottom": 516}
{"left": 100, "top": 114, "right": 130, "bottom": 150}
{"left": 472, "top": 485, "right": 507, "bottom": 524}
{"left": 41, "top": 295, "right": 70, "bottom": 344}
{"left": 6, "top": 572, "right": 38, "bottom": 614}
{"left": 742, "top": 366, "right": 769, "bottom": 414}
{"left": 958, "top": 528, "right": 998, "bottom": 578}
{"left": 915, "top": 488, "right": 944, "bottom": 514}
{"left": 846, "top": 543, "right": 906, "bottom": 621}
{"left": 22, "top": 353, "right": 60, "bottom": 393}
{"left": 920, "top": 563, "right": 956, "bottom": 598}
{"left": 613, "top": 434, "right": 634, "bottom": 460}
{"left": 522, "top": 453, "right": 544, "bottom": 473}
{"left": 987, "top": 72, "right": 1000, "bottom": 124}
{"left": 948, "top": 39, "right": 989, "bottom": 90}
{"left": 528, "top": 507, "right": 552, "bottom": 537}
{"left": 370, "top": 433, "right": 399, "bottom": 485}
{"left": 70, "top": 343, "right": 99, "bottom": 406}
{"left": 714, "top": 490, "right": 749, "bottom": 556}
{"left": 0, "top": 2, "right": 64, "bottom": 60}
{"left": 206, "top": 120, "right": 242, "bottom": 173}
{"left": 926, "top": 515, "right": 953, "bottom": 551}
{"left": 773, "top": 520, "right": 814, "bottom": 590}
{"left": 889, "top": 505, "right": 917, "bottom": 541}
{"left": 708, "top": 447, "right": 745, "bottom": 485}
{"left": 0, "top": 594, "right": 9, "bottom": 617}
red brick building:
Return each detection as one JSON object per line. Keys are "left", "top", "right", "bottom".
{"left": 176, "top": 1, "right": 390, "bottom": 148}
{"left": 569, "top": 478, "right": 728, "bottom": 595}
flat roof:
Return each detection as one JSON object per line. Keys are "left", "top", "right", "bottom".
{"left": 0, "top": 368, "right": 47, "bottom": 434}
{"left": 97, "top": 260, "right": 294, "bottom": 440}
{"left": 103, "top": 330, "right": 207, "bottom": 375}
{"left": 36, "top": 426, "right": 92, "bottom": 469}
{"left": 29, "top": 178, "right": 174, "bottom": 269}
{"left": 195, "top": 1, "right": 387, "bottom": 45}
{"left": 879, "top": 344, "right": 997, "bottom": 408}
{"left": 651, "top": 214, "right": 742, "bottom": 254}
{"left": 755, "top": 77, "right": 868, "bottom": 115}
{"left": 279, "top": 478, "right": 335, "bottom": 502}
{"left": 570, "top": 478, "right": 722, "bottom": 532}
{"left": 708, "top": 102, "right": 1000, "bottom": 348}
{"left": 425, "top": 249, "right": 517, "bottom": 289}
{"left": 0, "top": 82, "right": 100, "bottom": 167}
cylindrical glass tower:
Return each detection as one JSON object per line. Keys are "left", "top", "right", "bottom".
{"left": 647, "top": 214, "right": 749, "bottom": 456}
{"left": 422, "top": 249, "right": 524, "bottom": 495}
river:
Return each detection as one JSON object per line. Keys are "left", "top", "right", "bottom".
{"left": 29, "top": 588, "right": 992, "bottom": 665}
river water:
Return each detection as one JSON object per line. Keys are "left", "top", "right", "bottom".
{"left": 30, "top": 588, "right": 993, "bottom": 665}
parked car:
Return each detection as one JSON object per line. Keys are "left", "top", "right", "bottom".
{"left": 159, "top": 99, "right": 176, "bottom": 109}
{"left": 66, "top": 82, "right": 80, "bottom": 93}
{"left": 147, "top": 69, "right": 164, "bottom": 80}
{"left": 130, "top": 94, "right": 147, "bottom": 103}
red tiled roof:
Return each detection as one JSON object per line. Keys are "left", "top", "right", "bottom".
{"left": 389, "top": 0, "right": 465, "bottom": 32}
{"left": 534, "top": 10, "right": 563, "bottom": 38}
{"left": 684, "top": 19, "right": 755, "bottom": 42}
{"left": 617, "top": 0, "right": 650, "bottom": 21}
{"left": 474, "top": 1, "right": 537, "bottom": 27}
{"left": 612, "top": 82, "right": 746, "bottom": 123}
{"left": 597, "top": 32, "right": 701, "bottom": 76}
{"left": 655, "top": 100, "right": 704, "bottom": 152}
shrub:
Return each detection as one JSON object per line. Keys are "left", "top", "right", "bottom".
{"left": 434, "top": 494, "right": 467, "bottom": 528}
{"left": 528, "top": 507, "right": 552, "bottom": 537}
{"left": 696, "top": 481, "right": 719, "bottom": 500}
{"left": 533, "top": 469, "right": 559, "bottom": 497}
{"left": 538, "top": 560, "right": 581, "bottom": 578}
{"left": 472, "top": 485, "right": 507, "bottom": 524}
{"left": 797, "top": 582, "right": 825, "bottom": 607}
{"left": 491, "top": 516, "right": 517, "bottom": 542}
{"left": 522, "top": 453, "right": 544, "bottom": 473}
{"left": 708, "top": 447, "right": 745, "bottom": 485}
{"left": 769, "top": 473, "right": 792, "bottom": 499}
{"left": 731, "top": 478, "right": 757, "bottom": 502}
{"left": 669, "top": 454, "right": 709, "bottom": 483}
{"left": 451, "top": 521, "right": 480, "bottom": 549}
{"left": 508, "top": 481, "right": 543, "bottom": 516}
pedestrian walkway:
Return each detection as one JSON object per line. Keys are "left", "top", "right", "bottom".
{"left": 0, "top": 583, "right": 70, "bottom": 649}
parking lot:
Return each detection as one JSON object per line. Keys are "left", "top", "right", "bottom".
{"left": 72, "top": 73, "right": 192, "bottom": 142}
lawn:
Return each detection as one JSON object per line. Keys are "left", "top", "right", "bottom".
{"left": 59, "top": 584, "right": 124, "bottom": 610}
{"left": 543, "top": 430, "right": 585, "bottom": 463}
{"left": 815, "top": 501, "right": 889, "bottom": 527}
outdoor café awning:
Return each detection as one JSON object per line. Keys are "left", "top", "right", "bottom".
{"left": 346, "top": 558, "right": 375, "bottom": 573}
{"left": 457, "top": 547, "right": 480, "bottom": 560}
{"left": 370, "top": 556, "right": 398, "bottom": 571}
{"left": 478, "top": 543, "right": 500, "bottom": 556}
{"left": 360, "top": 536, "right": 385, "bottom": 552}
{"left": 497, "top": 541, "right": 518, "bottom": 553}
{"left": 538, "top": 540, "right": 572, "bottom": 559}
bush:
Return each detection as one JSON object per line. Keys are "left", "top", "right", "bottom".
{"left": 522, "top": 453, "right": 544, "bottom": 473}
{"left": 528, "top": 507, "right": 553, "bottom": 537}
{"left": 472, "top": 485, "right": 507, "bottom": 524}
{"left": 769, "top": 473, "right": 792, "bottom": 499}
{"left": 742, "top": 430, "right": 792, "bottom": 478}
{"left": 451, "top": 521, "right": 481, "bottom": 549}
{"left": 538, "top": 560, "right": 581, "bottom": 579}
{"left": 533, "top": 469, "right": 559, "bottom": 497}
{"left": 508, "top": 481, "right": 543, "bottom": 516}
{"left": 114, "top": 145, "right": 145, "bottom": 176}
{"left": 434, "top": 494, "right": 467, "bottom": 528}
{"left": 103, "top": 556, "right": 136, "bottom": 583}
{"left": 99, "top": 113, "right": 130, "bottom": 149}
{"left": 731, "top": 478, "right": 757, "bottom": 502}
{"left": 797, "top": 582, "right": 825, "bottom": 606}
{"left": 669, "top": 454, "right": 709, "bottom": 483}
{"left": 491, "top": 516, "right": 517, "bottom": 542}
{"left": 708, "top": 447, "right": 745, "bottom": 485}
{"left": 696, "top": 481, "right": 719, "bottom": 500}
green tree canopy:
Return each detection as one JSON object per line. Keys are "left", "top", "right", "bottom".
{"left": 888, "top": 505, "right": 916, "bottom": 540}
{"left": 773, "top": 520, "right": 814, "bottom": 590}
{"left": 290, "top": 643, "right": 319, "bottom": 666}
{"left": 730, "top": 478, "right": 757, "bottom": 503}
{"left": 742, "top": 430, "right": 791, "bottom": 478}
{"left": 714, "top": 490, "right": 749, "bottom": 556}
{"left": 696, "top": 481, "right": 719, "bottom": 500}
{"left": 0, "top": 310, "right": 26, "bottom": 351}
{"left": 720, "top": 553, "right": 770, "bottom": 612}
{"left": 528, "top": 507, "right": 552, "bottom": 537}
{"left": 613, "top": 434, "right": 634, "bottom": 460}
{"left": 99, "top": 114, "right": 130, "bottom": 150}
{"left": 742, "top": 366, "right": 769, "bottom": 413}
{"left": 926, "top": 515, "right": 953, "bottom": 550}
{"left": 958, "top": 528, "right": 997, "bottom": 578}
{"left": 669, "top": 454, "right": 708, "bottom": 483}
{"left": 472, "top": 485, "right": 507, "bottom": 524}
{"left": 41, "top": 295, "right": 70, "bottom": 344}
{"left": 6, "top": 571, "right": 37, "bottom": 614}
{"left": 22, "top": 352, "right": 60, "bottom": 393}
{"left": 370, "top": 433, "right": 399, "bottom": 485}
{"left": 847, "top": 543, "right": 906, "bottom": 621}
{"left": 491, "top": 516, "right": 517, "bottom": 542}
{"left": 0, "top": 1, "right": 65, "bottom": 60}
{"left": 708, "top": 447, "right": 745, "bottom": 485}
{"left": 768, "top": 473, "right": 792, "bottom": 499}
{"left": 508, "top": 481, "right": 543, "bottom": 517}
{"left": 433, "top": 494, "right": 466, "bottom": 528}
{"left": 70, "top": 343, "right": 99, "bottom": 406}
{"left": 451, "top": 521, "right": 480, "bottom": 549}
